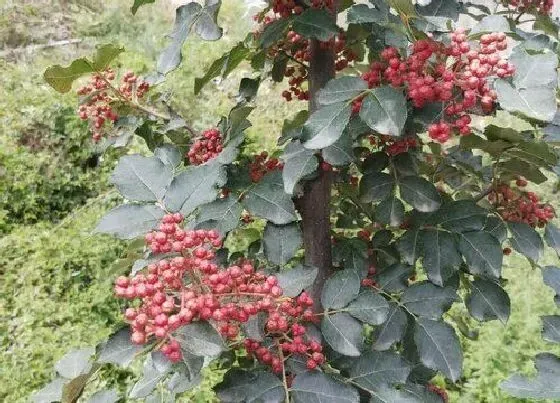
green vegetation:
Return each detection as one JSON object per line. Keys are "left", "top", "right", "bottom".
{"left": 1, "top": 0, "right": 559, "bottom": 402}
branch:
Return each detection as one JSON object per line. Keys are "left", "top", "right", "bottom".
{"left": 473, "top": 185, "right": 493, "bottom": 202}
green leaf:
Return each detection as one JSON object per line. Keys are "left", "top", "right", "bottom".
{"left": 263, "top": 222, "right": 302, "bottom": 266}
{"left": 333, "top": 238, "right": 369, "bottom": 276}
{"left": 31, "top": 378, "right": 66, "bottom": 403}
{"left": 459, "top": 231, "right": 503, "bottom": 279}
{"left": 164, "top": 163, "right": 226, "bottom": 216}
{"left": 414, "top": 318, "right": 463, "bottom": 382}
{"left": 303, "top": 102, "right": 352, "bottom": 150}
{"left": 345, "top": 290, "right": 389, "bottom": 325}
{"left": 402, "top": 282, "right": 458, "bottom": 319}
{"left": 321, "top": 312, "right": 363, "bottom": 356}
{"left": 359, "top": 172, "right": 395, "bottom": 203}
{"left": 421, "top": 229, "right": 462, "bottom": 287}
{"left": 511, "top": 49, "right": 558, "bottom": 90}
{"left": 470, "top": 15, "right": 511, "bottom": 36}
{"left": 292, "top": 8, "right": 339, "bottom": 41}
{"left": 416, "top": 0, "right": 462, "bottom": 31}
{"left": 238, "top": 77, "right": 260, "bottom": 101}
{"left": 388, "top": 0, "right": 417, "bottom": 17}
{"left": 542, "top": 315, "right": 560, "bottom": 343}
{"left": 317, "top": 76, "right": 368, "bottom": 106}
{"left": 215, "top": 369, "right": 285, "bottom": 403}
{"left": 437, "top": 200, "right": 487, "bottom": 233}
{"left": 349, "top": 351, "right": 411, "bottom": 390}
{"left": 194, "top": 42, "right": 250, "bottom": 94}
{"left": 373, "top": 303, "right": 407, "bottom": 351}
{"left": 131, "top": 0, "right": 154, "bottom": 14}
{"left": 44, "top": 44, "right": 124, "bottom": 93}
{"left": 370, "top": 383, "right": 444, "bottom": 403}
{"left": 97, "top": 328, "right": 143, "bottom": 367}
{"left": 362, "top": 151, "right": 390, "bottom": 174}
{"left": 129, "top": 353, "right": 172, "bottom": 398}
{"left": 466, "top": 279, "right": 510, "bottom": 324}
{"left": 359, "top": 86, "right": 407, "bottom": 137}
{"left": 281, "top": 141, "right": 318, "bottom": 195}
{"left": 88, "top": 389, "right": 119, "bottom": 403}
{"left": 154, "top": 144, "right": 183, "bottom": 167}
{"left": 292, "top": 372, "right": 359, "bottom": 403}
{"left": 176, "top": 322, "right": 226, "bottom": 357}
{"left": 375, "top": 264, "right": 413, "bottom": 293}
{"left": 157, "top": 1, "right": 222, "bottom": 74}
{"left": 280, "top": 110, "right": 308, "bottom": 145}
{"left": 347, "top": 4, "right": 388, "bottom": 24}
{"left": 322, "top": 269, "right": 361, "bottom": 310}
{"left": 54, "top": 347, "right": 94, "bottom": 379}
{"left": 500, "top": 158, "right": 548, "bottom": 184}
{"left": 258, "top": 17, "right": 293, "bottom": 48}
{"left": 243, "top": 171, "right": 298, "bottom": 225}
{"left": 111, "top": 155, "right": 173, "bottom": 202}
{"left": 508, "top": 222, "right": 544, "bottom": 262}
{"left": 94, "top": 204, "right": 164, "bottom": 240}
{"left": 399, "top": 176, "right": 441, "bottom": 213}
{"left": 500, "top": 353, "right": 560, "bottom": 399}
{"left": 484, "top": 217, "right": 508, "bottom": 243}
{"left": 376, "top": 195, "right": 405, "bottom": 227}
{"left": 276, "top": 265, "right": 318, "bottom": 298}
{"left": 323, "top": 133, "right": 354, "bottom": 166}
{"left": 543, "top": 266, "right": 560, "bottom": 305}
{"left": 545, "top": 224, "right": 560, "bottom": 258}
{"left": 195, "top": 195, "right": 242, "bottom": 236}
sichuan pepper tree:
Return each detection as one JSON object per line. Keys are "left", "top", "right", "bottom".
{"left": 33, "top": 0, "right": 560, "bottom": 401}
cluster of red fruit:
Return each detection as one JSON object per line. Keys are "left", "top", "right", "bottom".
{"left": 270, "top": 0, "right": 334, "bottom": 17}
{"left": 489, "top": 180, "right": 556, "bottom": 227}
{"left": 361, "top": 265, "right": 379, "bottom": 288}
{"left": 368, "top": 135, "right": 419, "bottom": 156}
{"left": 116, "top": 213, "right": 321, "bottom": 365}
{"left": 503, "top": 0, "right": 554, "bottom": 15}
{"left": 249, "top": 151, "right": 283, "bottom": 182}
{"left": 358, "top": 29, "right": 515, "bottom": 143}
{"left": 187, "top": 128, "right": 223, "bottom": 165}
{"left": 77, "top": 68, "right": 149, "bottom": 142}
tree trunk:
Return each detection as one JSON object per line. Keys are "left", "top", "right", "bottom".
{"left": 301, "top": 38, "right": 336, "bottom": 312}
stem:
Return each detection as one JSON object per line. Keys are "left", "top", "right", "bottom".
{"left": 299, "top": 29, "right": 336, "bottom": 313}
{"left": 277, "top": 340, "right": 291, "bottom": 403}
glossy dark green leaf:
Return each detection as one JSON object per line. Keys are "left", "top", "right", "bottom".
{"left": 420, "top": 229, "right": 462, "bottom": 287}
{"left": 345, "top": 290, "right": 389, "bottom": 325}
{"left": 359, "top": 86, "right": 407, "bottom": 136}
{"left": 317, "top": 76, "right": 367, "bottom": 105}
{"left": 195, "top": 196, "right": 242, "bottom": 236}
{"left": 292, "top": 8, "right": 339, "bottom": 41}
{"left": 483, "top": 217, "right": 508, "bottom": 243}
{"left": 303, "top": 102, "right": 352, "bottom": 150}
{"left": 399, "top": 176, "right": 442, "bottom": 213}
{"left": 501, "top": 353, "right": 560, "bottom": 399}
{"left": 542, "top": 315, "right": 560, "bottom": 343}
{"left": 292, "top": 372, "right": 359, "bottom": 403}
{"left": 54, "top": 347, "right": 94, "bottom": 379}
{"left": 157, "top": 1, "right": 222, "bottom": 74}
{"left": 376, "top": 195, "right": 405, "bottom": 227}
{"left": 164, "top": 163, "right": 226, "bottom": 216}
{"left": 375, "top": 264, "right": 413, "bottom": 293}
{"left": 94, "top": 204, "right": 165, "bottom": 240}
{"left": 470, "top": 15, "right": 511, "bottom": 36}
{"left": 402, "top": 283, "right": 458, "bottom": 319}
{"left": 131, "top": 0, "right": 154, "bottom": 14}
{"left": 414, "top": 318, "right": 463, "bottom": 382}
{"left": 129, "top": 353, "right": 172, "bottom": 398}
{"left": 321, "top": 312, "right": 363, "bottom": 356}
{"left": 154, "top": 144, "right": 183, "bottom": 167}
{"left": 263, "top": 222, "right": 302, "bottom": 266}
{"left": 459, "top": 231, "right": 503, "bottom": 279}
{"left": 466, "top": 279, "right": 511, "bottom": 324}
{"left": 322, "top": 269, "right": 361, "bottom": 310}
{"left": 243, "top": 171, "right": 298, "bottom": 225}
{"left": 508, "top": 222, "right": 544, "bottom": 262}
{"left": 111, "top": 155, "right": 173, "bottom": 202}
{"left": 349, "top": 351, "right": 411, "bottom": 390}
{"left": 359, "top": 172, "right": 395, "bottom": 203}
{"left": 543, "top": 266, "right": 560, "bottom": 303}
{"left": 276, "top": 265, "right": 318, "bottom": 297}
{"left": 97, "top": 328, "right": 143, "bottom": 367}
{"left": 347, "top": 3, "right": 388, "bottom": 24}
{"left": 215, "top": 369, "right": 285, "bottom": 403}
{"left": 545, "top": 224, "right": 560, "bottom": 258}
{"left": 281, "top": 141, "right": 318, "bottom": 195}
{"left": 373, "top": 302, "right": 408, "bottom": 351}
{"left": 258, "top": 17, "right": 293, "bottom": 48}
{"left": 323, "top": 132, "right": 354, "bottom": 166}
{"left": 370, "top": 382, "right": 444, "bottom": 403}
{"left": 279, "top": 110, "right": 308, "bottom": 145}
{"left": 361, "top": 151, "right": 389, "bottom": 174}
{"left": 437, "top": 200, "right": 487, "bottom": 233}
{"left": 397, "top": 229, "right": 423, "bottom": 266}
{"left": 176, "top": 322, "right": 226, "bottom": 357}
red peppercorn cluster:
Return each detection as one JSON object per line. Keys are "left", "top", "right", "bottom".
{"left": 269, "top": 0, "right": 334, "bottom": 17}
{"left": 361, "top": 265, "right": 379, "bottom": 288}
{"left": 116, "top": 213, "right": 322, "bottom": 365}
{"left": 77, "top": 69, "right": 149, "bottom": 142}
{"left": 187, "top": 128, "right": 223, "bottom": 165}
{"left": 368, "top": 135, "right": 419, "bottom": 156}
{"left": 503, "top": 0, "right": 553, "bottom": 15}
{"left": 359, "top": 29, "right": 515, "bottom": 143}
{"left": 249, "top": 151, "right": 283, "bottom": 182}
{"left": 488, "top": 182, "right": 556, "bottom": 227}
{"left": 427, "top": 384, "right": 449, "bottom": 403}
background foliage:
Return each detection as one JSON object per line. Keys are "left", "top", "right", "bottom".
{"left": 1, "top": 0, "right": 560, "bottom": 401}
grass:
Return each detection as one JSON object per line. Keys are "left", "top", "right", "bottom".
{"left": 0, "top": 0, "right": 559, "bottom": 402}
